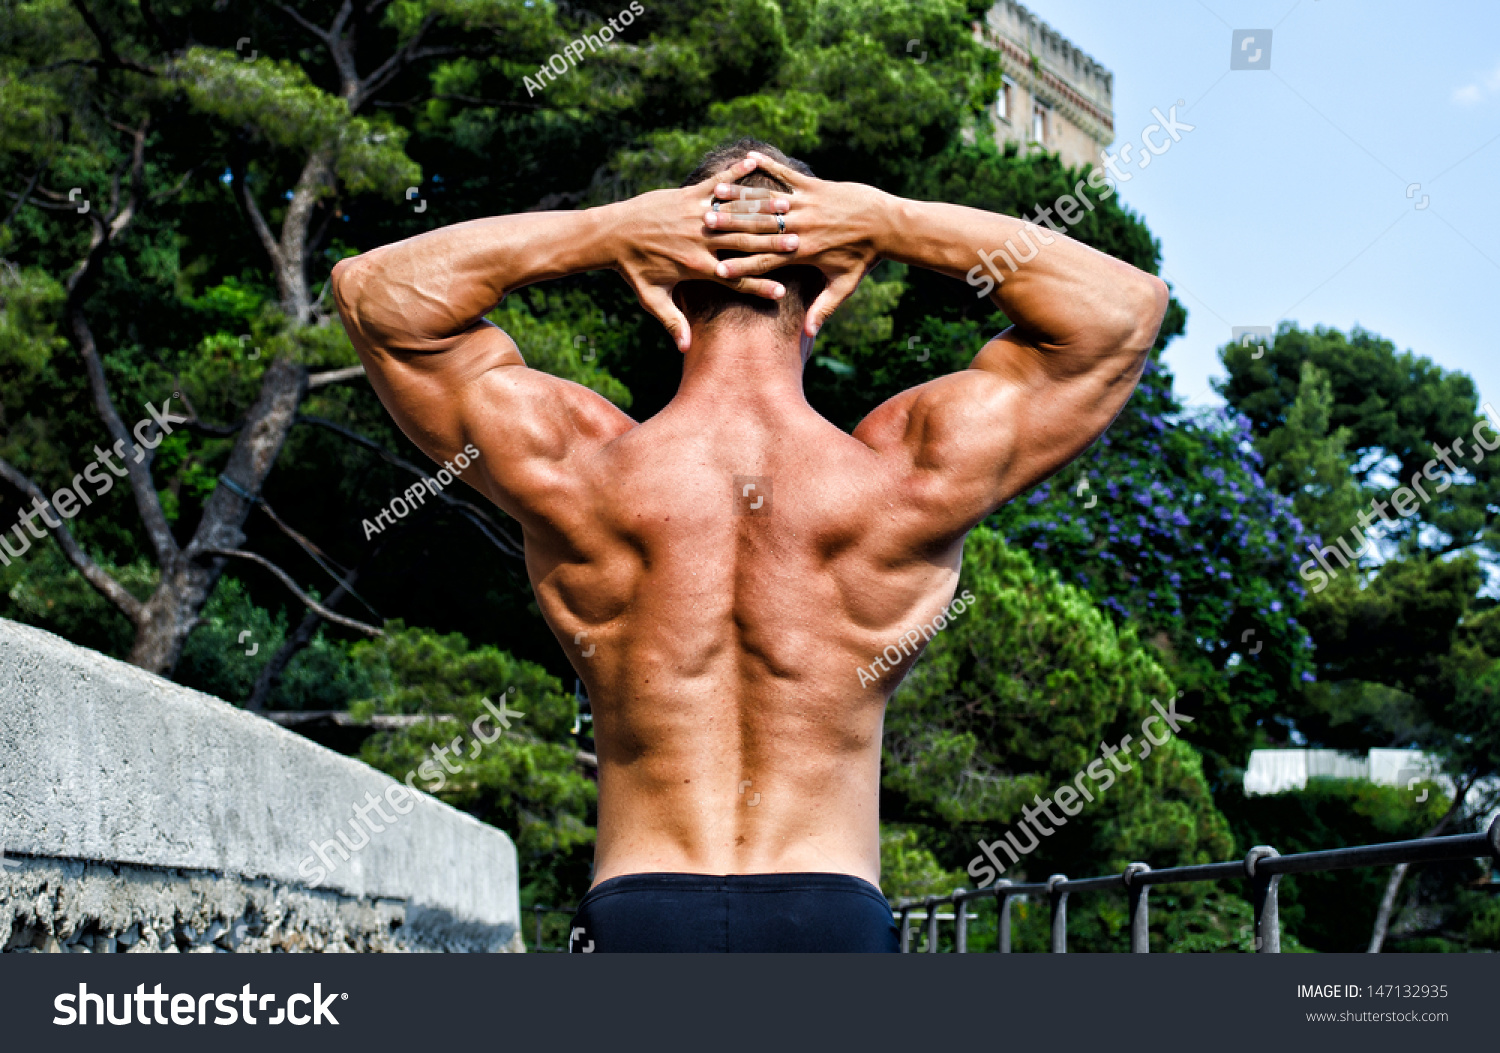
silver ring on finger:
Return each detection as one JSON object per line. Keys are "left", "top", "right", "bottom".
{"left": 776, "top": 215, "right": 785, "bottom": 234}
{"left": 711, "top": 200, "right": 721, "bottom": 212}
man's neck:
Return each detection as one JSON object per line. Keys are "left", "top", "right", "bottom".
{"left": 674, "top": 324, "right": 813, "bottom": 409}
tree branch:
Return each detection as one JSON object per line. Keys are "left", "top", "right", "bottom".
{"left": 148, "top": 163, "right": 198, "bottom": 204}
{"left": 231, "top": 161, "right": 284, "bottom": 275}
{"left": 349, "top": 14, "right": 439, "bottom": 111}
{"left": 307, "top": 364, "right": 366, "bottom": 388}
{"left": 2, "top": 166, "right": 45, "bottom": 230}
{"left": 69, "top": 0, "right": 160, "bottom": 76}
{"left": 271, "top": 2, "right": 335, "bottom": 45}
{"left": 0, "top": 455, "right": 144, "bottom": 624}
{"left": 1368, "top": 774, "right": 1477, "bottom": 953}
{"left": 172, "top": 383, "right": 244, "bottom": 436}
{"left": 58, "top": 119, "right": 179, "bottom": 569}
{"left": 373, "top": 91, "right": 541, "bottom": 113}
{"left": 204, "top": 547, "right": 383, "bottom": 636}
{"left": 296, "top": 414, "right": 525, "bottom": 559}
{"left": 246, "top": 500, "right": 406, "bottom": 711}
{"left": 254, "top": 496, "right": 381, "bottom": 619}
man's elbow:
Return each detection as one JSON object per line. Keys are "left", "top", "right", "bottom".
{"left": 1121, "top": 273, "right": 1169, "bottom": 356}
{"left": 329, "top": 256, "right": 364, "bottom": 318}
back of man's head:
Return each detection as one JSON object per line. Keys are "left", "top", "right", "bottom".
{"left": 676, "top": 138, "right": 825, "bottom": 340}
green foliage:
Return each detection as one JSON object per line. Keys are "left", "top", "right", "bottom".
{"left": 172, "top": 575, "right": 377, "bottom": 709}
{"left": 4, "top": 0, "right": 1494, "bottom": 953}
{"left": 488, "top": 288, "right": 633, "bottom": 407}
{"left": 173, "top": 48, "right": 421, "bottom": 197}
{"left": 879, "top": 825, "right": 966, "bottom": 902}
{"left": 992, "top": 372, "right": 1317, "bottom": 782}
{"left": 1260, "top": 360, "right": 1366, "bottom": 548}
{"left": 350, "top": 623, "right": 597, "bottom": 906}
{"left": 0, "top": 542, "right": 152, "bottom": 657}
{"left": 1220, "top": 779, "right": 1456, "bottom": 951}
{"left": 883, "top": 527, "right": 1236, "bottom": 949}
{"left": 1220, "top": 323, "right": 1500, "bottom": 558}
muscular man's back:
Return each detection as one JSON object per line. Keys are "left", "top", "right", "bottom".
{"left": 333, "top": 142, "right": 1166, "bottom": 949}
{"left": 534, "top": 379, "right": 961, "bottom": 887}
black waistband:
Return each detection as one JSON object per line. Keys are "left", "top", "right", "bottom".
{"left": 580, "top": 871, "right": 889, "bottom": 907}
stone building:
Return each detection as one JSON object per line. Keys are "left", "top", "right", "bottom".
{"left": 975, "top": 1, "right": 1115, "bottom": 170}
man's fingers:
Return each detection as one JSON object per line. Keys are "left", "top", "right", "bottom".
{"left": 715, "top": 275, "right": 785, "bottom": 300}
{"left": 804, "top": 268, "right": 864, "bottom": 337}
{"left": 697, "top": 156, "right": 760, "bottom": 193}
{"left": 710, "top": 195, "right": 790, "bottom": 214}
{"left": 707, "top": 231, "right": 797, "bottom": 253}
{"left": 636, "top": 284, "right": 693, "bottom": 352}
{"left": 713, "top": 252, "right": 792, "bottom": 280}
{"left": 705, "top": 210, "right": 796, "bottom": 236}
{"left": 744, "top": 151, "right": 808, "bottom": 191}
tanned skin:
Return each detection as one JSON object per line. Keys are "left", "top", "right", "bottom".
{"left": 332, "top": 153, "right": 1168, "bottom": 888}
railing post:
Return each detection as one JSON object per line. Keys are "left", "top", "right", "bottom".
{"left": 926, "top": 898, "right": 940, "bottom": 953}
{"left": 1246, "top": 845, "right": 1281, "bottom": 954}
{"left": 954, "top": 890, "right": 969, "bottom": 953}
{"left": 995, "top": 880, "right": 1013, "bottom": 952}
{"left": 1123, "top": 863, "right": 1151, "bottom": 953}
{"left": 1048, "top": 874, "right": 1068, "bottom": 953}
{"left": 899, "top": 907, "right": 912, "bottom": 953}
{"left": 534, "top": 904, "right": 543, "bottom": 951}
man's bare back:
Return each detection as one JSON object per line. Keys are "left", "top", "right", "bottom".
{"left": 333, "top": 142, "right": 1167, "bottom": 944}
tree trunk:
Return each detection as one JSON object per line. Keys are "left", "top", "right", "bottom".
{"left": 276, "top": 147, "right": 333, "bottom": 325}
{"left": 1367, "top": 780, "right": 1472, "bottom": 952}
{"left": 1367, "top": 861, "right": 1410, "bottom": 954}
{"left": 127, "top": 358, "right": 310, "bottom": 674}
{"left": 126, "top": 555, "right": 223, "bottom": 672}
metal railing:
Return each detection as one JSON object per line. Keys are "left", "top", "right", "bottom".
{"left": 526, "top": 904, "right": 578, "bottom": 952}
{"left": 891, "top": 815, "right": 1500, "bottom": 953}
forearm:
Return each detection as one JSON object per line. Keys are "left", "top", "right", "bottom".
{"left": 333, "top": 204, "right": 625, "bottom": 355}
{"left": 876, "top": 195, "right": 1165, "bottom": 357}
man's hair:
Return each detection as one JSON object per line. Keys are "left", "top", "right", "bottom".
{"left": 675, "top": 138, "right": 825, "bottom": 338}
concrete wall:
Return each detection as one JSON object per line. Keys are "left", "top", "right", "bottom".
{"left": 0, "top": 618, "right": 522, "bottom": 952}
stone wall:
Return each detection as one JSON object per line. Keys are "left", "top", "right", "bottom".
{"left": 0, "top": 618, "right": 522, "bottom": 952}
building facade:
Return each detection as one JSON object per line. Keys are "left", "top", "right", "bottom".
{"left": 975, "top": 1, "right": 1114, "bottom": 171}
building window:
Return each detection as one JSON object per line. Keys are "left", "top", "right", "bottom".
{"left": 1031, "top": 103, "right": 1048, "bottom": 144}
{"left": 996, "top": 77, "right": 1014, "bottom": 122}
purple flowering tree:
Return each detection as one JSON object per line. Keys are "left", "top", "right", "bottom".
{"left": 990, "top": 357, "right": 1318, "bottom": 782}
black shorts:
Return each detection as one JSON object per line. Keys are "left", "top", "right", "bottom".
{"left": 568, "top": 872, "right": 899, "bottom": 953}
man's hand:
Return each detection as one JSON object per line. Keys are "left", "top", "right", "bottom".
{"left": 705, "top": 151, "right": 892, "bottom": 337}
{"left": 612, "top": 156, "right": 801, "bottom": 351}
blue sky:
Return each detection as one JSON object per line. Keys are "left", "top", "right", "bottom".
{"left": 1024, "top": 0, "right": 1500, "bottom": 413}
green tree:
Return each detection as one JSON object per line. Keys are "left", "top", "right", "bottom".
{"left": 1219, "top": 323, "right": 1500, "bottom": 561}
{"left": 350, "top": 623, "right": 597, "bottom": 908}
{"left": 0, "top": 0, "right": 613, "bottom": 675}
{"left": 1260, "top": 360, "right": 1365, "bottom": 549}
{"left": 883, "top": 526, "right": 1236, "bottom": 950}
